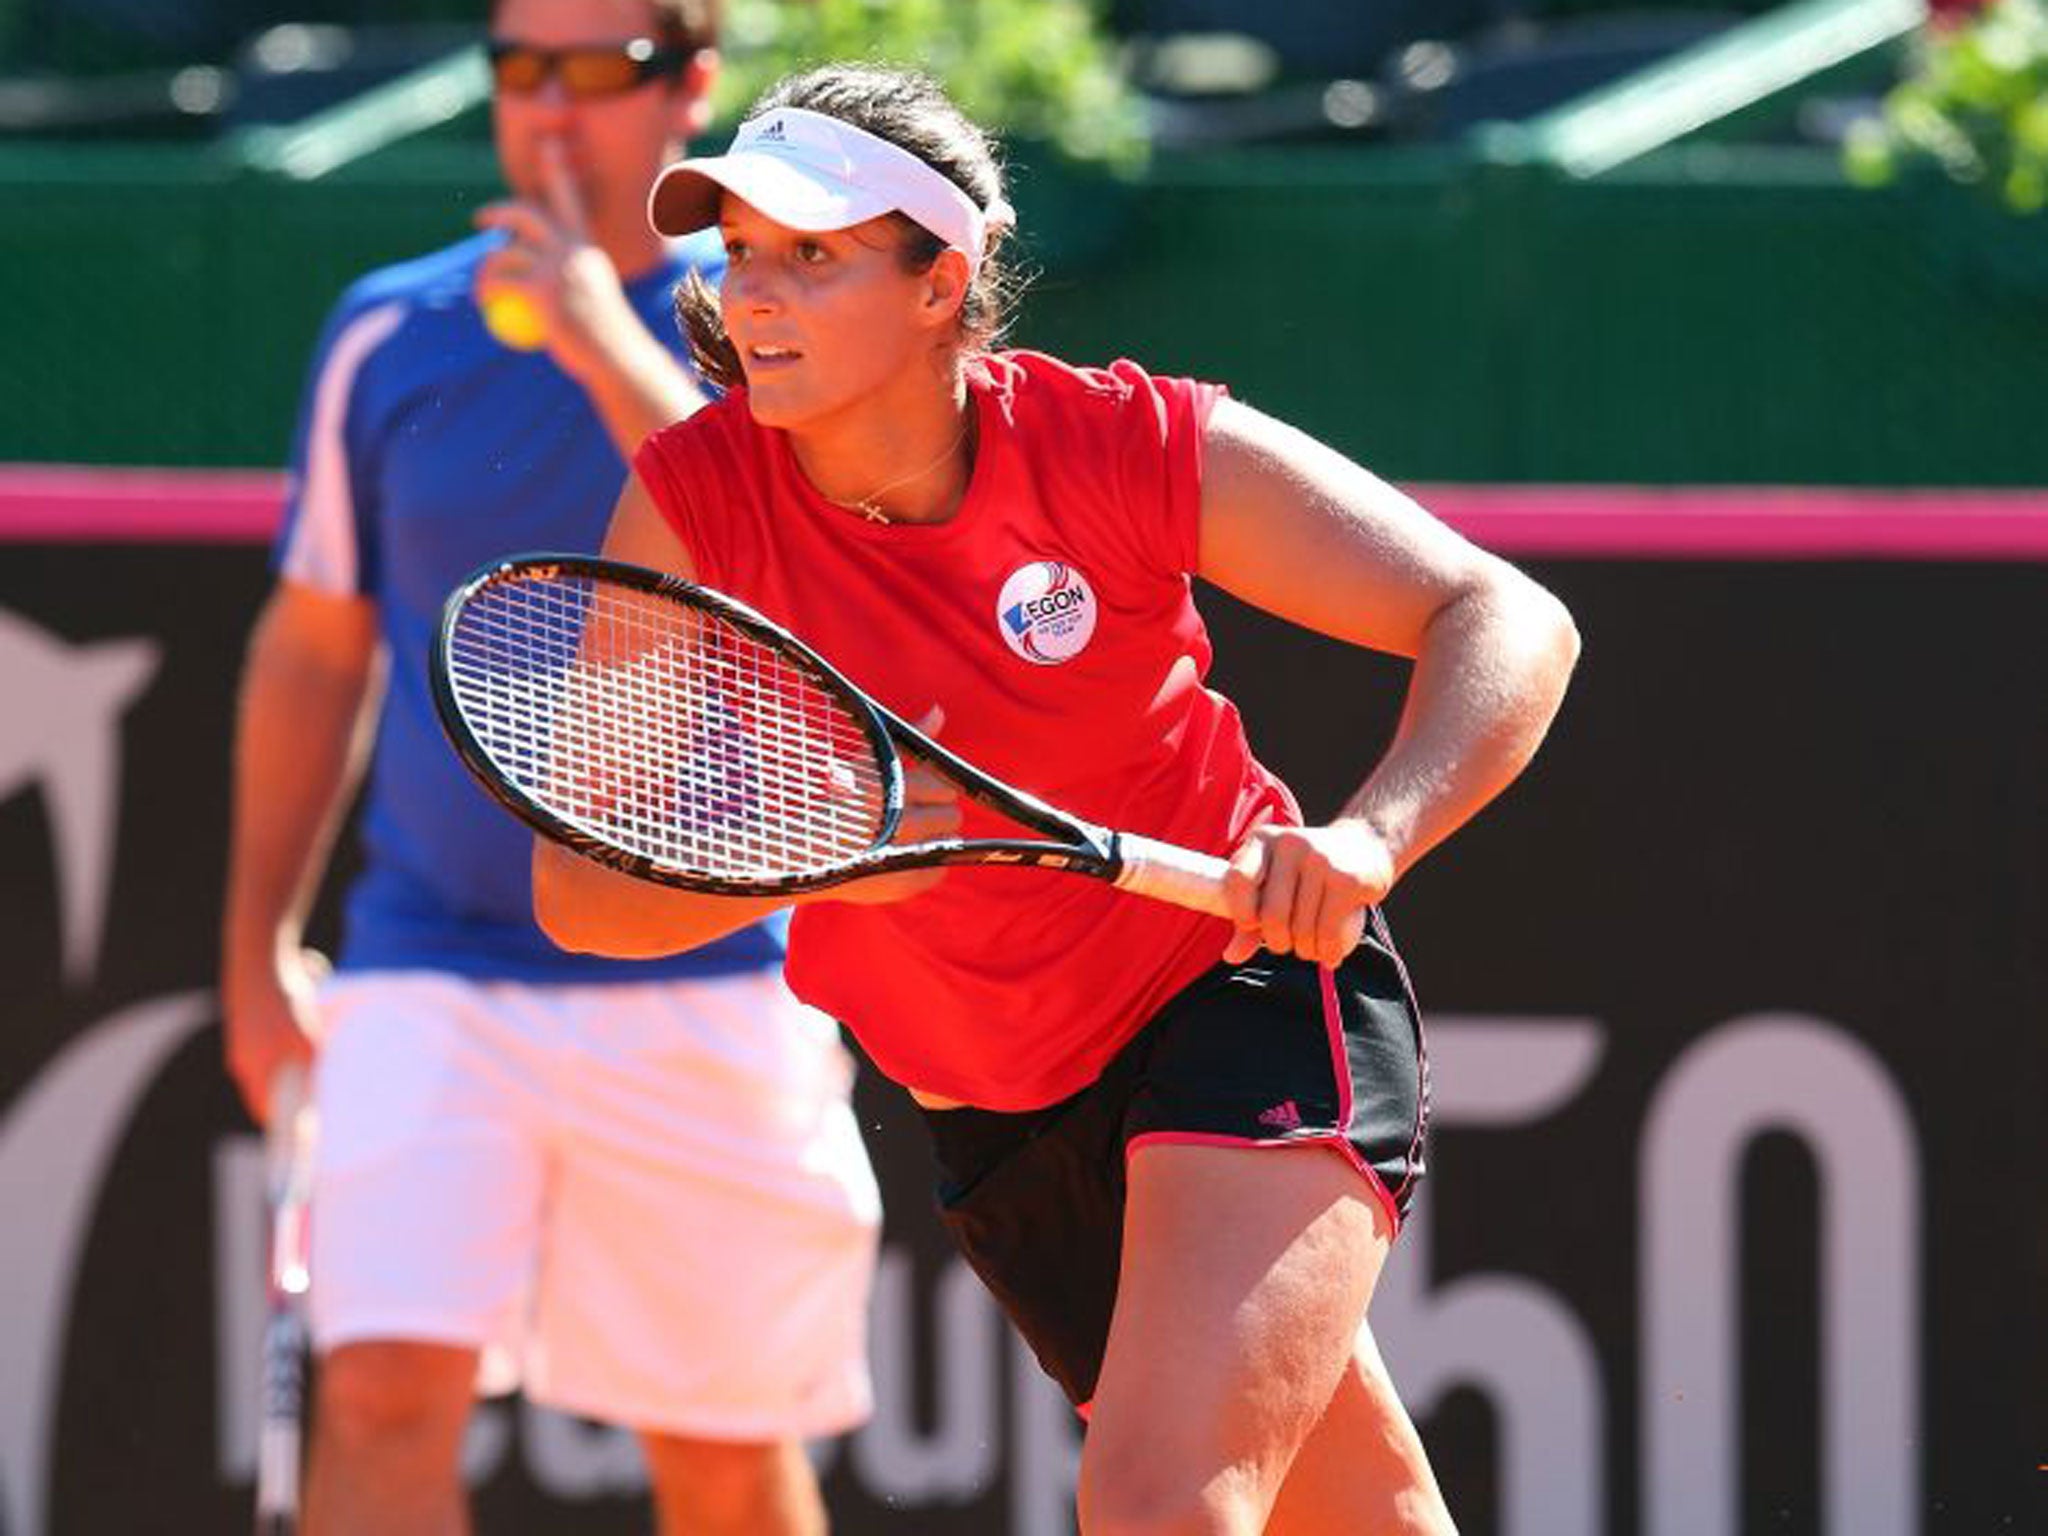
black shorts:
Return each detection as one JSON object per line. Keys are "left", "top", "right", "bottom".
{"left": 921, "top": 909, "right": 1429, "bottom": 1408}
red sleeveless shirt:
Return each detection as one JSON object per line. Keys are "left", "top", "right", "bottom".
{"left": 634, "top": 351, "right": 1299, "bottom": 1109}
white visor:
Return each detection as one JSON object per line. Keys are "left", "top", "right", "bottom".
{"left": 648, "top": 106, "right": 996, "bottom": 273}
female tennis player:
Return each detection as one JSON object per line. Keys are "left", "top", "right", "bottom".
{"left": 536, "top": 64, "right": 1578, "bottom": 1534}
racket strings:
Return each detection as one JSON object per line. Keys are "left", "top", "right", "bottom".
{"left": 459, "top": 589, "right": 878, "bottom": 867}
{"left": 447, "top": 576, "right": 889, "bottom": 877}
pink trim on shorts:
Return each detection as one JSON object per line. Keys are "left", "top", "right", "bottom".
{"left": 1318, "top": 965, "right": 1353, "bottom": 1122}
{"left": 1314, "top": 960, "right": 1404, "bottom": 1237}
{"left": 1125, "top": 1130, "right": 1404, "bottom": 1241}
{"left": 1368, "top": 923, "right": 1430, "bottom": 1215}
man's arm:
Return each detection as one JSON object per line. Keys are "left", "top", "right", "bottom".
{"left": 552, "top": 281, "right": 710, "bottom": 455}
{"left": 476, "top": 137, "right": 710, "bottom": 456}
{"left": 219, "top": 578, "right": 383, "bottom": 1121}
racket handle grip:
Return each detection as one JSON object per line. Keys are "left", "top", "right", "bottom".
{"left": 1112, "top": 833, "right": 1235, "bottom": 919}
{"left": 265, "top": 1064, "right": 315, "bottom": 1194}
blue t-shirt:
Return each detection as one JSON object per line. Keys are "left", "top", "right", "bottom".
{"left": 273, "top": 230, "right": 783, "bottom": 981}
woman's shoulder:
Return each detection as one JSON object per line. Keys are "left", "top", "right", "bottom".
{"left": 977, "top": 348, "right": 1177, "bottom": 401}
{"left": 977, "top": 351, "right": 1211, "bottom": 438}
{"left": 632, "top": 390, "right": 769, "bottom": 524}
{"left": 977, "top": 351, "right": 1222, "bottom": 458}
{"left": 640, "top": 387, "right": 758, "bottom": 466}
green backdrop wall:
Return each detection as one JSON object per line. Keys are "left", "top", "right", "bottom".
{"left": 3, "top": 136, "right": 2044, "bottom": 485}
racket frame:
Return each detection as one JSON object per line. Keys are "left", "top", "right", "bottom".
{"left": 433, "top": 554, "right": 1229, "bottom": 916}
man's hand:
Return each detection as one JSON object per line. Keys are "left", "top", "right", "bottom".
{"left": 222, "top": 946, "right": 327, "bottom": 1124}
{"left": 473, "top": 136, "right": 640, "bottom": 380}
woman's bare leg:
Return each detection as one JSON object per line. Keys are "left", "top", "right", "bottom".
{"left": 1266, "top": 1322, "right": 1455, "bottom": 1535}
{"left": 1076, "top": 1141, "right": 1410, "bottom": 1535}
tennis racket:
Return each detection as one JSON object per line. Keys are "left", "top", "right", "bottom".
{"left": 431, "top": 553, "right": 1233, "bottom": 914}
{"left": 255, "top": 1064, "right": 316, "bottom": 1536}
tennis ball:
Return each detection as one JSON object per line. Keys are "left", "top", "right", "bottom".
{"left": 482, "top": 290, "right": 549, "bottom": 352}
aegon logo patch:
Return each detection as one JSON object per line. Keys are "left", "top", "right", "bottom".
{"left": 996, "top": 561, "right": 1096, "bottom": 665}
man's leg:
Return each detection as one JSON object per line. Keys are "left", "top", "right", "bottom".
{"left": 641, "top": 1433, "right": 827, "bottom": 1536}
{"left": 306, "top": 1340, "right": 479, "bottom": 1536}
{"left": 306, "top": 977, "right": 543, "bottom": 1536}
{"left": 534, "top": 975, "right": 876, "bottom": 1533}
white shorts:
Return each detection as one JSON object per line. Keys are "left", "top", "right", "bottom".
{"left": 308, "top": 968, "right": 881, "bottom": 1441}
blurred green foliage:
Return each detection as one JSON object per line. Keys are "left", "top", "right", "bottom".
{"left": 715, "top": 0, "right": 1147, "bottom": 172}
{"left": 1844, "top": 0, "right": 2048, "bottom": 213}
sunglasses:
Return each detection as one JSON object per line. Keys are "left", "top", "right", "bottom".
{"left": 487, "top": 37, "right": 694, "bottom": 100}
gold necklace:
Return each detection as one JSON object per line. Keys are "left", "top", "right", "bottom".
{"left": 822, "top": 421, "right": 972, "bottom": 525}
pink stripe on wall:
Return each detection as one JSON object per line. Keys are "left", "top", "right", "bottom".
{"left": 1413, "top": 484, "right": 2048, "bottom": 560}
{"left": 0, "top": 465, "right": 286, "bottom": 543}
{"left": 3, "top": 464, "right": 2048, "bottom": 558}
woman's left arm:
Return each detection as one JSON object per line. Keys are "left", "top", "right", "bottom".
{"left": 1197, "top": 397, "right": 1581, "bottom": 964}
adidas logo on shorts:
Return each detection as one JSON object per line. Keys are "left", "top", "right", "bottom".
{"left": 1257, "top": 1100, "right": 1303, "bottom": 1131}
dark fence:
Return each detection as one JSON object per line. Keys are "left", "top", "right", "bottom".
{"left": 1, "top": 483, "right": 2040, "bottom": 1535}
{"left": 3, "top": 136, "right": 2046, "bottom": 485}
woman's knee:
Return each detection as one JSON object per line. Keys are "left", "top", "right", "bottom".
{"left": 1078, "top": 1447, "right": 1267, "bottom": 1536}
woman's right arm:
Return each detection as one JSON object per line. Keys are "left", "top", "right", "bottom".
{"left": 532, "top": 474, "right": 793, "bottom": 956}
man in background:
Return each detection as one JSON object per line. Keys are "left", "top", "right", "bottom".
{"left": 220, "top": 4, "right": 879, "bottom": 1531}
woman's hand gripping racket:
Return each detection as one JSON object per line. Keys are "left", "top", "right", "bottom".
{"left": 430, "top": 554, "right": 1233, "bottom": 915}
{"left": 255, "top": 1064, "right": 316, "bottom": 1536}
